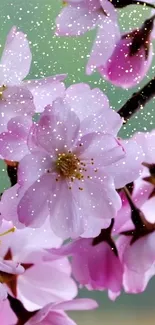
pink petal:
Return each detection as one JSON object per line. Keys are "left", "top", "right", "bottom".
{"left": 123, "top": 264, "right": 155, "bottom": 294}
{"left": 25, "top": 297, "right": 97, "bottom": 325}
{"left": 123, "top": 233, "right": 155, "bottom": 273}
{"left": 49, "top": 173, "right": 121, "bottom": 239}
{"left": 100, "top": 37, "right": 153, "bottom": 88}
{"left": 18, "top": 259, "right": 77, "bottom": 311}
{"left": 2, "top": 86, "right": 35, "bottom": 115}
{"left": 35, "top": 100, "right": 80, "bottom": 154}
{"left": 80, "top": 173, "right": 122, "bottom": 221}
{"left": 0, "top": 284, "right": 7, "bottom": 302}
{"left": 141, "top": 197, "right": 155, "bottom": 224}
{"left": 100, "top": 0, "right": 117, "bottom": 20}
{"left": 0, "top": 259, "right": 24, "bottom": 275}
{"left": 0, "top": 184, "right": 25, "bottom": 228}
{"left": 48, "top": 180, "right": 88, "bottom": 239}
{"left": 113, "top": 192, "right": 133, "bottom": 234}
{"left": 0, "top": 86, "right": 35, "bottom": 133}
{"left": 56, "top": 5, "right": 99, "bottom": 36}
{"left": 105, "top": 138, "right": 144, "bottom": 189}
{"left": 133, "top": 130, "right": 155, "bottom": 163}
{"left": 0, "top": 116, "right": 32, "bottom": 161}
{"left": 25, "top": 75, "right": 66, "bottom": 113}
{"left": 88, "top": 242, "right": 123, "bottom": 292}
{"left": 81, "top": 217, "right": 111, "bottom": 238}
{"left": 50, "top": 298, "right": 98, "bottom": 311}
{"left": 0, "top": 27, "right": 32, "bottom": 85}
{"left": 18, "top": 173, "right": 54, "bottom": 228}
{"left": 18, "top": 152, "right": 52, "bottom": 187}
{"left": 65, "top": 83, "right": 122, "bottom": 135}
{"left": 0, "top": 299, "right": 17, "bottom": 322}
{"left": 19, "top": 218, "right": 62, "bottom": 249}
{"left": 25, "top": 309, "right": 76, "bottom": 325}
{"left": 86, "top": 17, "right": 120, "bottom": 74}
{"left": 75, "top": 133, "right": 125, "bottom": 167}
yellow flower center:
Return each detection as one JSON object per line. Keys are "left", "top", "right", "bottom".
{"left": 0, "top": 85, "right": 6, "bottom": 99}
{"left": 53, "top": 150, "right": 98, "bottom": 192}
{"left": 0, "top": 227, "right": 16, "bottom": 237}
{"left": 55, "top": 152, "right": 83, "bottom": 179}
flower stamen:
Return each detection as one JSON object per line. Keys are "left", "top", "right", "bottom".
{"left": 0, "top": 227, "right": 16, "bottom": 237}
{"left": 55, "top": 152, "right": 83, "bottom": 179}
{"left": 0, "top": 85, "right": 6, "bottom": 99}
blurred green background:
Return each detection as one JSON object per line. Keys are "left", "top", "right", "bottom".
{"left": 0, "top": 0, "right": 155, "bottom": 323}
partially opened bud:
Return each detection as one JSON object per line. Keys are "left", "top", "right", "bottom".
{"left": 98, "top": 17, "right": 154, "bottom": 88}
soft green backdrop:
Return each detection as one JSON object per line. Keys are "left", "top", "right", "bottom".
{"left": 0, "top": 1, "right": 155, "bottom": 323}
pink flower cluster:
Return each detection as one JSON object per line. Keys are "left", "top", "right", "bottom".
{"left": 57, "top": 0, "right": 155, "bottom": 88}
{"left": 0, "top": 0, "right": 155, "bottom": 322}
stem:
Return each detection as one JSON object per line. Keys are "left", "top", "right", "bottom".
{"left": 118, "top": 76, "right": 155, "bottom": 122}
{"left": 123, "top": 187, "right": 144, "bottom": 228}
{"left": 6, "top": 164, "right": 18, "bottom": 187}
{"left": 8, "top": 294, "right": 37, "bottom": 325}
{"left": 92, "top": 219, "right": 118, "bottom": 256}
{"left": 110, "top": 0, "right": 155, "bottom": 9}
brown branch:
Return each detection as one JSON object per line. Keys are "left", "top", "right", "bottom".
{"left": 118, "top": 76, "right": 155, "bottom": 122}
{"left": 111, "top": 0, "right": 155, "bottom": 9}
{"left": 5, "top": 161, "right": 18, "bottom": 187}
{"left": 8, "top": 294, "right": 37, "bottom": 325}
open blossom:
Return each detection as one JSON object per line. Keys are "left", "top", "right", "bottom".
{"left": 0, "top": 84, "right": 144, "bottom": 238}
{"left": 57, "top": 0, "right": 120, "bottom": 75}
{"left": 46, "top": 236, "right": 123, "bottom": 301}
{"left": 14, "top": 100, "right": 124, "bottom": 238}
{"left": 0, "top": 26, "right": 66, "bottom": 132}
{"left": 25, "top": 299, "right": 98, "bottom": 325}
{"left": 95, "top": 17, "right": 154, "bottom": 88}
{"left": 38, "top": 83, "right": 144, "bottom": 188}
{"left": 0, "top": 220, "right": 77, "bottom": 311}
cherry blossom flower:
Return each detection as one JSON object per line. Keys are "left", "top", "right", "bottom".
{"left": 0, "top": 220, "right": 77, "bottom": 311}
{"left": 12, "top": 101, "right": 125, "bottom": 238}
{"left": 117, "top": 231, "right": 155, "bottom": 294}
{"left": 46, "top": 235, "right": 123, "bottom": 301}
{"left": 25, "top": 299, "right": 98, "bottom": 325}
{"left": 0, "top": 85, "right": 144, "bottom": 238}
{"left": 32, "top": 83, "right": 143, "bottom": 187}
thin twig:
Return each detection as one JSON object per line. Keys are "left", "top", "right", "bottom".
{"left": 118, "top": 76, "right": 155, "bottom": 122}
{"left": 8, "top": 294, "right": 37, "bottom": 325}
